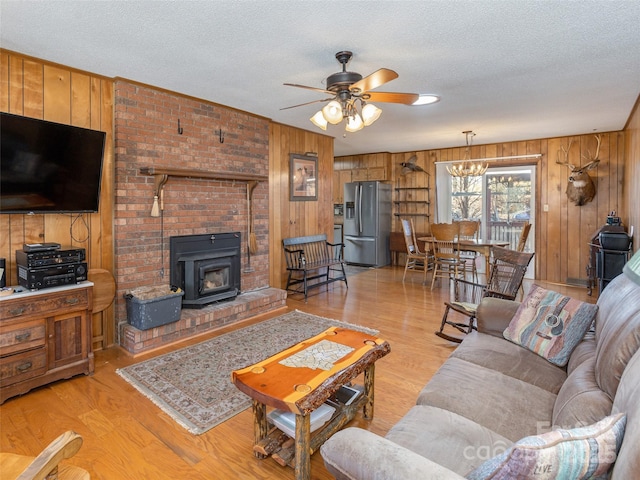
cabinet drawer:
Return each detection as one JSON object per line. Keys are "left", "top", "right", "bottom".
{"left": 0, "top": 289, "right": 89, "bottom": 320}
{"left": 0, "top": 348, "right": 47, "bottom": 386}
{"left": 0, "top": 319, "right": 46, "bottom": 356}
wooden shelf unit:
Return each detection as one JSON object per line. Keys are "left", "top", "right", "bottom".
{"left": 394, "top": 186, "right": 430, "bottom": 218}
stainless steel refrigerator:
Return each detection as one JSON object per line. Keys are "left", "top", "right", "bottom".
{"left": 343, "top": 181, "right": 391, "bottom": 266}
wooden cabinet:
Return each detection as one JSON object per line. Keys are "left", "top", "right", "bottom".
{"left": 350, "top": 167, "right": 388, "bottom": 181}
{"left": 0, "top": 283, "right": 94, "bottom": 404}
{"left": 333, "top": 170, "right": 353, "bottom": 204}
{"left": 366, "top": 166, "right": 387, "bottom": 181}
{"left": 351, "top": 168, "right": 368, "bottom": 182}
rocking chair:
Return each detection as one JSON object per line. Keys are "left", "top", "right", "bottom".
{"left": 435, "top": 246, "right": 535, "bottom": 343}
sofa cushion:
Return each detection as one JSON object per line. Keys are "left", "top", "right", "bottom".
{"left": 610, "top": 348, "right": 640, "bottom": 479}
{"left": 416, "top": 357, "right": 557, "bottom": 441}
{"left": 465, "top": 413, "right": 626, "bottom": 480}
{"left": 503, "top": 285, "right": 597, "bottom": 367}
{"left": 552, "top": 357, "right": 613, "bottom": 429}
{"left": 566, "top": 330, "right": 596, "bottom": 375}
{"left": 385, "top": 405, "right": 513, "bottom": 476}
{"left": 452, "top": 332, "right": 567, "bottom": 394}
{"left": 594, "top": 273, "right": 640, "bottom": 400}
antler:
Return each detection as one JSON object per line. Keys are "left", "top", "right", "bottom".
{"left": 582, "top": 134, "right": 602, "bottom": 167}
{"left": 556, "top": 139, "right": 575, "bottom": 171}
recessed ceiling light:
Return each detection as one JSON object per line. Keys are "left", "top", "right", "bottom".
{"left": 412, "top": 94, "right": 440, "bottom": 106}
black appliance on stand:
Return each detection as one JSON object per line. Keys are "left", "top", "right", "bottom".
{"left": 587, "top": 213, "right": 633, "bottom": 296}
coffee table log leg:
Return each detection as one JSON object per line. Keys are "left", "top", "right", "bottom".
{"left": 252, "top": 400, "right": 269, "bottom": 459}
{"left": 363, "top": 363, "right": 375, "bottom": 420}
{"left": 294, "top": 413, "right": 311, "bottom": 480}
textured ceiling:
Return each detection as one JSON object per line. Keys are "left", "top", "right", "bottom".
{"left": 1, "top": 1, "right": 639, "bottom": 156}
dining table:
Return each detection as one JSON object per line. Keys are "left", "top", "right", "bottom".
{"left": 417, "top": 237, "right": 510, "bottom": 279}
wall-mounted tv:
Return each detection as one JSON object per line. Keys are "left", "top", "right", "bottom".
{"left": 1, "top": 112, "right": 106, "bottom": 214}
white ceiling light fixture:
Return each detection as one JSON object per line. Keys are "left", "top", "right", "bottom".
{"left": 447, "top": 131, "right": 489, "bottom": 177}
{"left": 312, "top": 97, "right": 381, "bottom": 132}
{"left": 309, "top": 111, "right": 328, "bottom": 130}
{"left": 321, "top": 100, "right": 343, "bottom": 124}
{"left": 361, "top": 102, "right": 382, "bottom": 126}
{"left": 412, "top": 94, "right": 440, "bottom": 106}
{"left": 345, "top": 111, "right": 364, "bottom": 132}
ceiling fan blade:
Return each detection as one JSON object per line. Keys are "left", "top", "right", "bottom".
{"left": 284, "top": 83, "right": 333, "bottom": 95}
{"left": 350, "top": 68, "right": 398, "bottom": 94}
{"left": 366, "top": 91, "right": 419, "bottom": 105}
{"left": 280, "top": 97, "right": 334, "bottom": 110}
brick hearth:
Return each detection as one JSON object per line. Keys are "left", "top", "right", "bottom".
{"left": 120, "top": 287, "right": 286, "bottom": 355}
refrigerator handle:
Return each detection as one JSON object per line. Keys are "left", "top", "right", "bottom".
{"left": 358, "top": 184, "right": 363, "bottom": 234}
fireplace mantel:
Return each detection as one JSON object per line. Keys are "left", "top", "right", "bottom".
{"left": 140, "top": 166, "right": 268, "bottom": 197}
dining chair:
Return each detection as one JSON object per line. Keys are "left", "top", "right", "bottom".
{"left": 455, "top": 220, "right": 480, "bottom": 281}
{"left": 401, "top": 218, "right": 432, "bottom": 284}
{"left": 430, "top": 222, "right": 465, "bottom": 290}
{"left": 516, "top": 221, "right": 532, "bottom": 252}
{"left": 515, "top": 221, "right": 532, "bottom": 298}
{"left": 435, "top": 246, "right": 535, "bottom": 342}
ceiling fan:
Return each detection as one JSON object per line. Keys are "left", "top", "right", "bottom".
{"left": 281, "top": 51, "right": 419, "bottom": 132}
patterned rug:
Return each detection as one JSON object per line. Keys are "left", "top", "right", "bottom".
{"left": 116, "top": 310, "right": 378, "bottom": 435}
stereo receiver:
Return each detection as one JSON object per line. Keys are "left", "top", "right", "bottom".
{"left": 17, "top": 263, "right": 87, "bottom": 291}
{"left": 16, "top": 247, "right": 86, "bottom": 268}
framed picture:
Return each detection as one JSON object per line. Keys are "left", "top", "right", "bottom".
{"left": 289, "top": 154, "right": 318, "bottom": 201}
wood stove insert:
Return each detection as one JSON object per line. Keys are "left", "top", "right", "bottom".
{"left": 170, "top": 232, "right": 241, "bottom": 309}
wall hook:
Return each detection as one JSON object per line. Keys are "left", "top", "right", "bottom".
{"left": 177, "top": 119, "right": 184, "bottom": 135}
{"left": 216, "top": 129, "right": 224, "bottom": 143}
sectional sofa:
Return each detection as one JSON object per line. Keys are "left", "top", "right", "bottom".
{"left": 321, "top": 252, "right": 640, "bottom": 479}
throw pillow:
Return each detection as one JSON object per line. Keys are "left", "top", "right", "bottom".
{"left": 465, "top": 413, "right": 626, "bottom": 480}
{"left": 503, "top": 285, "right": 598, "bottom": 367}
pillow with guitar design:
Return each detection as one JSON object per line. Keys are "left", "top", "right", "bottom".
{"left": 503, "top": 285, "right": 597, "bottom": 367}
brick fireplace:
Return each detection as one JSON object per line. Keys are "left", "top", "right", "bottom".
{"left": 114, "top": 80, "right": 284, "bottom": 354}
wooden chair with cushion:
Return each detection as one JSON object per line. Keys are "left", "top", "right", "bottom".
{"left": 455, "top": 220, "right": 480, "bottom": 281}
{"left": 401, "top": 218, "right": 432, "bottom": 284}
{"left": 430, "top": 222, "right": 465, "bottom": 290}
{"left": 0, "top": 431, "right": 89, "bottom": 480}
{"left": 435, "top": 246, "right": 535, "bottom": 342}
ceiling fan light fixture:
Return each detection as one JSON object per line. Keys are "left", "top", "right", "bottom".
{"left": 310, "top": 110, "right": 328, "bottom": 130}
{"left": 322, "top": 100, "right": 343, "bottom": 124}
{"left": 345, "top": 113, "right": 364, "bottom": 132}
{"left": 361, "top": 103, "right": 382, "bottom": 126}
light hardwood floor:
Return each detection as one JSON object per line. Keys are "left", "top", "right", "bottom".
{"left": 0, "top": 266, "right": 592, "bottom": 479}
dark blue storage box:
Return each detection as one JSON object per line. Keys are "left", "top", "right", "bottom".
{"left": 125, "top": 286, "right": 184, "bottom": 330}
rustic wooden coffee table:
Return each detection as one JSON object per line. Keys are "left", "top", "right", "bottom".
{"left": 232, "top": 326, "right": 390, "bottom": 480}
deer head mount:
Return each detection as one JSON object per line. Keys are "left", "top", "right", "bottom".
{"left": 556, "top": 135, "right": 601, "bottom": 206}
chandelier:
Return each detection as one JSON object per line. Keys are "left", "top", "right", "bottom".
{"left": 310, "top": 96, "right": 382, "bottom": 133}
{"left": 447, "top": 131, "right": 489, "bottom": 177}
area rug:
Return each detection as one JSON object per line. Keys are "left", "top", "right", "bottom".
{"left": 116, "top": 310, "right": 378, "bottom": 435}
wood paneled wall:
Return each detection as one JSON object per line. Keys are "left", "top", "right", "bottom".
{"left": 268, "top": 123, "right": 334, "bottom": 289}
{"left": 0, "top": 50, "right": 115, "bottom": 349}
{"left": 625, "top": 97, "right": 640, "bottom": 251}
{"left": 337, "top": 132, "right": 629, "bottom": 286}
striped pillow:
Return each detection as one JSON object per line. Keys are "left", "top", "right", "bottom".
{"left": 466, "top": 413, "right": 626, "bottom": 480}
{"left": 503, "top": 285, "right": 598, "bottom": 367}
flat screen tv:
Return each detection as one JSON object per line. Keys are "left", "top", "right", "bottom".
{"left": 1, "top": 112, "right": 106, "bottom": 214}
